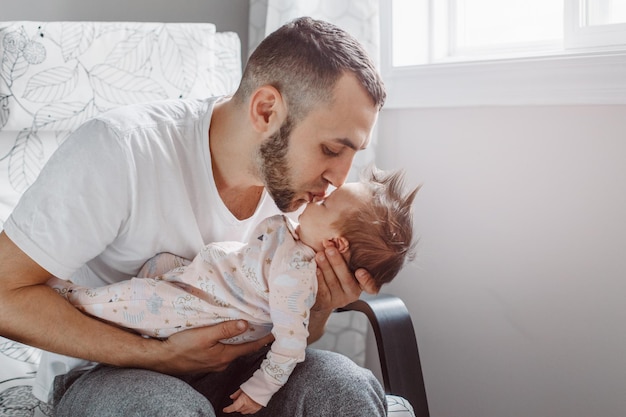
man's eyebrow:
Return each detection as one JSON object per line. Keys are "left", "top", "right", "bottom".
{"left": 333, "top": 137, "right": 365, "bottom": 151}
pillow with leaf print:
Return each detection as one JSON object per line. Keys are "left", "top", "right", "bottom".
{"left": 1, "top": 21, "right": 218, "bottom": 131}
{"left": 0, "top": 21, "right": 239, "bottom": 228}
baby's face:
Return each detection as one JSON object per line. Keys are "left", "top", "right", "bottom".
{"left": 296, "top": 182, "right": 369, "bottom": 252}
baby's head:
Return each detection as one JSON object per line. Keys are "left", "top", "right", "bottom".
{"left": 297, "top": 166, "right": 419, "bottom": 290}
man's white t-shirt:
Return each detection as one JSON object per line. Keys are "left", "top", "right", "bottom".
{"left": 4, "top": 97, "right": 286, "bottom": 402}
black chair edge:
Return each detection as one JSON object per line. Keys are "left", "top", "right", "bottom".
{"left": 338, "top": 293, "right": 429, "bottom": 417}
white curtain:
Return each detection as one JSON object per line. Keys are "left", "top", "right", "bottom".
{"left": 248, "top": 0, "right": 382, "bottom": 367}
{"left": 249, "top": 0, "right": 380, "bottom": 65}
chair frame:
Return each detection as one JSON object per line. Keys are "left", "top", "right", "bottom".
{"left": 339, "top": 293, "right": 429, "bottom": 417}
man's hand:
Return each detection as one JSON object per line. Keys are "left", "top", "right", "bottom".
{"left": 151, "top": 321, "right": 274, "bottom": 375}
{"left": 308, "top": 243, "right": 379, "bottom": 342}
{"left": 314, "top": 245, "right": 378, "bottom": 312}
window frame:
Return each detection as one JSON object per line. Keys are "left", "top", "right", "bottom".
{"left": 565, "top": 0, "right": 626, "bottom": 49}
{"left": 381, "top": 0, "right": 626, "bottom": 109}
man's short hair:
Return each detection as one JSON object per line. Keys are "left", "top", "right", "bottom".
{"left": 234, "top": 17, "right": 386, "bottom": 121}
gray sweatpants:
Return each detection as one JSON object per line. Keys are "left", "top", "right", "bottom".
{"left": 52, "top": 347, "right": 387, "bottom": 417}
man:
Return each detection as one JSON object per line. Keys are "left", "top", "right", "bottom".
{"left": 0, "top": 17, "right": 387, "bottom": 416}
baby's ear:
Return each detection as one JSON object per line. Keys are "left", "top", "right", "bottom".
{"left": 324, "top": 237, "right": 350, "bottom": 254}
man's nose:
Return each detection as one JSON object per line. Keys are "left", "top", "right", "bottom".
{"left": 323, "top": 155, "right": 353, "bottom": 187}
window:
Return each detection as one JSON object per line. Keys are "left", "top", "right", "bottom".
{"left": 381, "top": 0, "right": 626, "bottom": 108}
{"left": 565, "top": 0, "right": 626, "bottom": 49}
{"left": 392, "top": 0, "right": 566, "bottom": 66}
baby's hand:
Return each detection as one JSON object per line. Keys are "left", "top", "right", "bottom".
{"left": 223, "top": 389, "right": 263, "bottom": 414}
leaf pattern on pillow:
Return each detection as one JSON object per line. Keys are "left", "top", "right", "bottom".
{"left": 90, "top": 63, "right": 168, "bottom": 104}
{"left": 0, "top": 95, "right": 8, "bottom": 129}
{"left": 106, "top": 29, "right": 155, "bottom": 72}
{"left": 0, "top": 386, "right": 53, "bottom": 417}
{"left": 60, "top": 22, "right": 96, "bottom": 62}
{"left": 0, "top": 21, "right": 232, "bottom": 197}
{"left": 158, "top": 25, "right": 198, "bottom": 92}
{"left": 0, "top": 338, "right": 52, "bottom": 416}
{"left": 22, "top": 66, "right": 79, "bottom": 102}
{"left": 0, "top": 341, "right": 41, "bottom": 365}
{"left": 7, "top": 130, "right": 43, "bottom": 194}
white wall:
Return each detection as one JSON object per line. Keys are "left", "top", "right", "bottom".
{"left": 377, "top": 105, "right": 626, "bottom": 417}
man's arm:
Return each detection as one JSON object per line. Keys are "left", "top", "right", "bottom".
{"left": 308, "top": 245, "right": 378, "bottom": 343}
{"left": 0, "top": 232, "right": 271, "bottom": 374}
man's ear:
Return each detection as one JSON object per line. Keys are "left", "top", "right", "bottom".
{"left": 323, "top": 237, "right": 350, "bottom": 254}
{"left": 248, "top": 85, "right": 287, "bottom": 135}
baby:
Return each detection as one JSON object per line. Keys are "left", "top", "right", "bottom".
{"left": 47, "top": 166, "right": 419, "bottom": 414}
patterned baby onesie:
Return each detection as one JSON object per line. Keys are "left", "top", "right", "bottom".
{"left": 48, "top": 215, "right": 318, "bottom": 407}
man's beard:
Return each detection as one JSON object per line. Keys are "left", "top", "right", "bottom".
{"left": 258, "top": 117, "right": 299, "bottom": 212}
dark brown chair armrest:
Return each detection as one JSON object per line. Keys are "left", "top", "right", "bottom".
{"left": 338, "top": 293, "right": 429, "bottom": 417}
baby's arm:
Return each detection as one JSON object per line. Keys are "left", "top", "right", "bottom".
{"left": 226, "top": 243, "right": 318, "bottom": 411}
{"left": 223, "top": 389, "right": 262, "bottom": 414}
